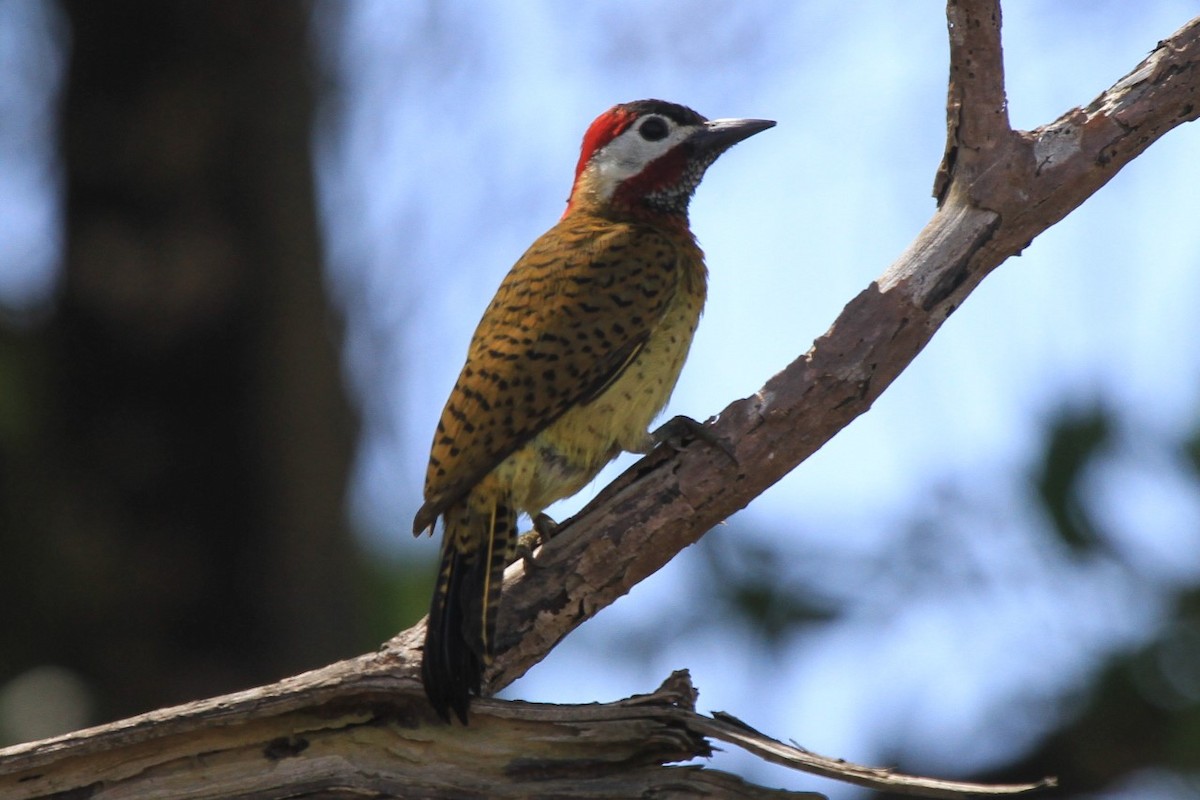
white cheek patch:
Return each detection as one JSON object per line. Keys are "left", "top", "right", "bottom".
{"left": 589, "top": 123, "right": 695, "bottom": 201}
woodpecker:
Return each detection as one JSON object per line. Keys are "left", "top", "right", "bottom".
{"left": 415, "top": 99, "right": 774, "bottom": 723}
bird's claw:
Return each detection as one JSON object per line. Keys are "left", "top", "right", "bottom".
{"left": 650, "top": 414, "right": 738, "bottom": 464}
{"left": 514, "top": 513, "right": 561, "bottom": 571}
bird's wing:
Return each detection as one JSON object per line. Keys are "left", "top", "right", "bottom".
{"left": 414, "top": 219, "right": 682, "bottom": 532}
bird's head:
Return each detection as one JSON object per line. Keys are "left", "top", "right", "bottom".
{"left": 565, "top": 99, "right": 775, "bottom": 219}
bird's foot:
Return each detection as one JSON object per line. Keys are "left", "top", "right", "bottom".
{"left": 533, "top": 512, "right": 560, "bottom": 540}
{"left": 514, "top": 513, "right": 560, "bottom": 571}
{"left": 649, "top": 414, "right": 737, "bottom": 464}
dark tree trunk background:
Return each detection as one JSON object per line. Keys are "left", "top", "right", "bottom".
{"left": 0, "top": 0, "right": 360, "bottom": 731}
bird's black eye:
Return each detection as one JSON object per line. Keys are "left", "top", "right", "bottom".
{"left": 638, "top": 116, "right": 670, "bottom": 142}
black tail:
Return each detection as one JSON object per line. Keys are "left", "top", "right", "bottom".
{"left": 421, "top": 499, "right": 516, "bottom": 723}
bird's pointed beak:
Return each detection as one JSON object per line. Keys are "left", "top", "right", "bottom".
{"left": 692, "top": 117, "right": 776, "bottom": 153}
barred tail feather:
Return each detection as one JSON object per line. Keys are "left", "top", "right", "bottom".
{"left": 421, "top": 498, "right": 517, "bottom": 724}
{"left": 422, "top": 538, "right": 480, "bottom": 724}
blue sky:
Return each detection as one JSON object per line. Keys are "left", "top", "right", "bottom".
{"left": 4, "top": 2, "right": 1200, "bottom": 795}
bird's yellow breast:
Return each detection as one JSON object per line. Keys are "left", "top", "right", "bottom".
{"left": 420, "top": 211, "right": 710, "bottom": 530}
{"left": 497, "top": 236, "right": 707, "bottom": 515}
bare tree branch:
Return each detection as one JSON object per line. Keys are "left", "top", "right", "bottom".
{"left": 3, "top": 4, "right": 1196, "bottom": 797}
{"left": 936, "top": 0, "right": 1010, "bottom": 202}
{"left": 0, "top": 667, "right": 1049, "bottom": 799}
{"left": 485, "top": 6, "right": 1200, "bottom": 696}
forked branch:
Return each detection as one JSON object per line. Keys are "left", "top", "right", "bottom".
{"left": 485, "top": 0, "right": 1200, "bottom": 696}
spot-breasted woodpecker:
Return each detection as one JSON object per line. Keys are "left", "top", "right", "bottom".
{"left": 414, "top": 99, "right": 774, "bottom": 723}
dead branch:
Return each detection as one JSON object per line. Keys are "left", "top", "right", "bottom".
{"left": 484, "top": 2, "right": 1200, "bottom": 696}
{"left": 0, "top": 667, "right": 1049, "bottom": 799}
